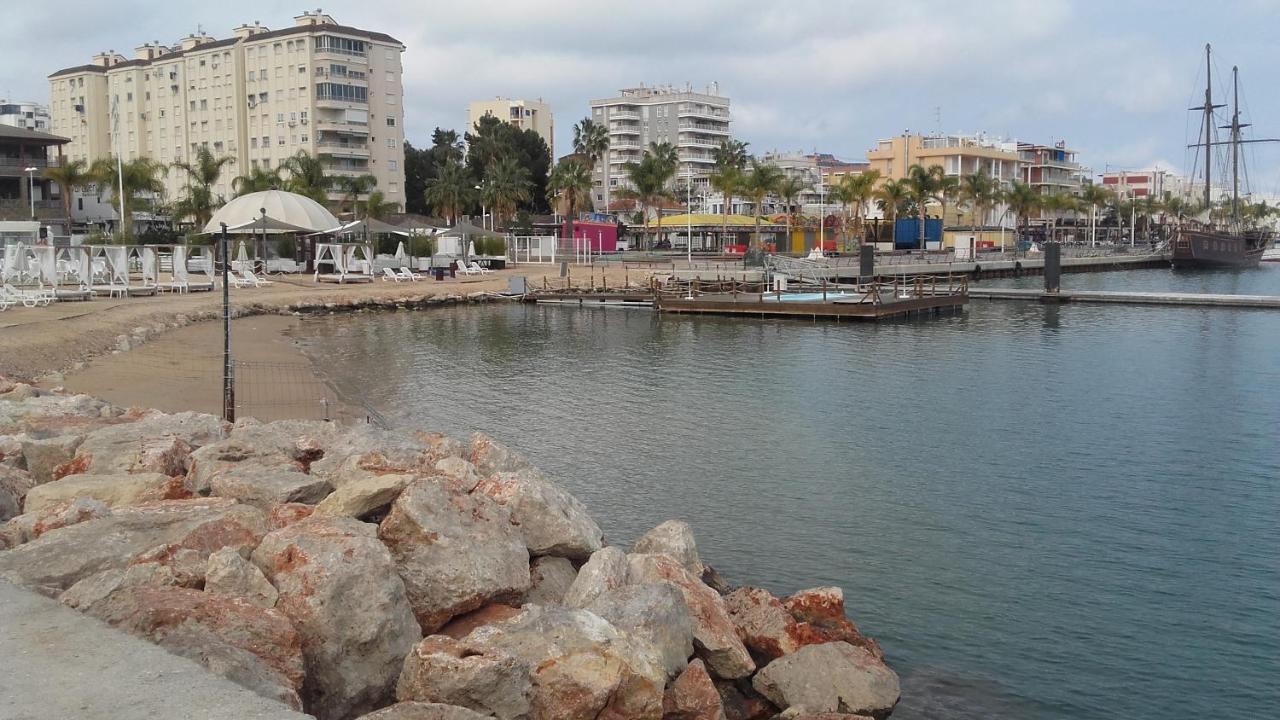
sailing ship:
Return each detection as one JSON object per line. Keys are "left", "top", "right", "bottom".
{"left": 1171, "top": 45, "right": 1276, "bottom": 269}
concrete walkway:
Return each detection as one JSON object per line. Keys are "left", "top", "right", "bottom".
{"left": 968, "top": 287, "right": 1280, "bottom": 308}
{"left": 0, "top": 580, "right": 311, "bottom": 720}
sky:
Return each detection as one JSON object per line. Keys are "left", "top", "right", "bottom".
{"left": 8, "top": 0, "right": 1280, "bottom": 190}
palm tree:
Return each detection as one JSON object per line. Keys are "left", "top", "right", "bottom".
{"left": 484, "top": 156, "right": 532, "bottom": 229}
{"left": 424, "top": 159, "right": 474, "bottom": 224}
{"left": 874, "top": 179, "right": 910, "bottom": 244}
{"left": 959, "top": 171, "right": 996, "bottom": 230}
{"left": 710, "top": 139, "right": 750, "bottom": 247}
{"left": 934, "top": 170, "right": 960, "bottom": 229}
{"left": 171, "top": 145, "right": 235, "bottom": 228}
{"left": 89, "top": 156, "right": 165, "bottom": 240}
{"left": 362, "top": 190, "right": 397, "bottom": 220}
{"left": 1001, "top": 180, "right": 1041, "bottom": 252}
{"left": 1162, "top": 195, "right": 1193, "bottom": 234}
{"left": 905, "top": 164, "right": 939, "bottom": 248}
{"left": 334, "top": 174, "right": 377, "bottom": 218}
{"left": 647, "top": 141, "right": 679, "bottom": 179}
{"left": 1079, "top": 183, "right": 1112, "bottom": 247}
{"left": 572, "top": 118, "right": 609, "bottom": 208}
{"left": 619, "top": 156, "right": 674, "bottom": 249}
{"left": 836, "top": 170, "right": 881, "bottom": 246}
{"left": 1108, "top": 194, "right": 1132, "bottom": 245}
{"left": 43, "top": 158, "right": 93, "bottom": 230}
{"left": 280, "top": 151, "right": 331, "bottom": 205}
{"left": 547, "top": 158, "right": 593, "bottom": 243}
{"left": 776, "top": 176, "right": 812, "bottom": 250}
{"left": 232, "top": 166, "right": 283, "bottom": 196}
{"left": 742, "top": 159, "right": 785, "bottom": 250}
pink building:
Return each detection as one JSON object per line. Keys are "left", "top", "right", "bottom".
{"left": 564, "top": 220, "right": 618, "bottom": 252}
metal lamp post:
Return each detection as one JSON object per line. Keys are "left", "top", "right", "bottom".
{"left": 24, "top": 166, "right": 38, "bottom": 221}
{"left": 818, "top": 172, "right": 825, "bottom": 255}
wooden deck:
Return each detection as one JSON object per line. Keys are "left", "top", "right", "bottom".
{"left": 657, "top": 292, "right": 967, "bottom": 320}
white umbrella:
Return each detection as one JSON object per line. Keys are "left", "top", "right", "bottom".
{"left": 234, "top": 241, "right": 248, "bottom": 272}
{"left": 467, "top": 240, "right": 477, "bottom": 259}
{"left": 394, "top": 241, "right": 406, "bottom": 262}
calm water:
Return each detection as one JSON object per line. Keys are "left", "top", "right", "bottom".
{"left": 298, "top": 266, "right": 1280, "bottom": 720}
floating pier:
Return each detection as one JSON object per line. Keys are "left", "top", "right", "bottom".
{"left": 969, "top": 287, "right": 1280, "bottom": 308}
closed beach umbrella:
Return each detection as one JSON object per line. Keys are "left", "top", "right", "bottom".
{"left": 394, "top": 241, "right": 406, "bottom": 262}
{"left": 467, "top": 240, "right": 476, "bottom": 259}
{"left": 235, "top": 241, "right": 248, "bottom": 270}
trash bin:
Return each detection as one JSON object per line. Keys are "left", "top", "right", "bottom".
{"left": 433, "top": 267, "right": 446, "bottom": 281}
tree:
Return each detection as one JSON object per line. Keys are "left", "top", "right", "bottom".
{"left": 742, "top": 159, "right": 784, "bottom": 249}
{"left": 279, "top": 151, "right": 331, "bottom": 205}
{"left": 363, "top": 190, "right": 396, "bottom": 220}
{"left": 402, "top": 142, "right": 432, "bottom": 215}
{"left": 831, "top": 170, "right": 881, "bottom": 248}
{"left": 334, "top": 174, "right": 378, "bottom": 218}
{"left": 934, "top": 170, "right": 960, "bottom": 229}
{"left": 1001, "top": 180, "right": 1041, "bottom": 251}
{"left": 466, "top": 115, "right": 550, "bottom": 214}
{"left": 171, "top": 145, "right": 235, "bottom": 227}
{"left": 424, "top": 159, "right": 475, "bottom": 225}
{"left": 647, "top": 141, "right": 679, "bottom": 179}
{"left": 232, "top": 166, "right": 283, "bottom": 196}
{"left": 875, "top": 179, "right": 910, "bottom": 242}
{"left": 89, "top": 156, "right": 165, "bottom": 240}
{"left": 547, "top": 158, "right": 593, "bottom": 243}
{"left": 572, "top": 117, "right": 609, "bottom": 208}
{"left": 776, "top": 175, "right": 811, "bottom": 250}
{"left": 905, "top": 164, "right": 940, "bottom": 248}
{"left": 619, "top": 156, "right": 674, "bottom": 249}
{"left": 484, "top": 156, "right": 532, "bottom": 229}
{"left": 710, "top": 139, "right": 750, "bottom": 247}
{"left": 43, "top": 158, "right": 93, "bottom": 230}
{"left": 959, "top": 171, "right": 996, "bottom": 230}
{"left": 1078, "top": 183, "right": 1111, "bottom": 247}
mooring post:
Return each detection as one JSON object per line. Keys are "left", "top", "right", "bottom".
{"left": 1045, "top": 242, "right": 1062, "bottom": 294}
{"left": 860, "top": 243, "right": 875, "bottom": 284}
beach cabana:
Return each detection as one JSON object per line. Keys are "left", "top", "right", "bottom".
{"left": 89, "top": 245, "right": 130, "bottom": 298}
{"left": 313, "top": 242, "right": 374, "bottom": 283}
{"left": 204, "top": 190, "right": 341, "bottom": 273}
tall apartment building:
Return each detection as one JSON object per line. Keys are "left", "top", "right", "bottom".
{"left": 866, "top": 133, "right": 1021, "bottom": 225}
{"left": 0, "top": 101, "right": 51, "bottom": 132}
{"left": 588, "top": 84, "right": 730, "bottom": 210}
{"left": 467, "top": 98, "right": 553, "bottom": 157}
{"left": 47, "top": 10, "right": 406, "bottom": 214}
{"left": 1019, "top": 141, "right": 1089, "bottom": 220}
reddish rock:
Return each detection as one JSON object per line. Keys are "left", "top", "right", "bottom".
{"left": 51, "top": 453, "right": 91, "bottom": 480}
{"left": 724, "top": 587, "right": 812, "bottom": 663}
{"left": 782, "top": 587, "right": 882, "bottom": 660}
{"left": 135, "top": 475, "right": 195, "bottom": 503}
{"left": 437, "top": 603, "right": 523, "bottom": 640}
{"left": 85, "top": 584, "right": 305, "bottom": 709}
{"left": 663, "top": 659, "right": 725, "bottom": 720}
{"left": 268, "top": 502, "right": 315, "bottom": 529}
{"left": 713, "top": 680, "right": 778, "bottom": 720}
{"left": 31, "top": 497, "right": 113, "bottom": 539}
{"left": 129, "top": 543, "right": 208, "bottom": 588}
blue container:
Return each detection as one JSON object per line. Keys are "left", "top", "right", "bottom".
{"left": 893, "top": 218, "right": 942, "bottom": 249}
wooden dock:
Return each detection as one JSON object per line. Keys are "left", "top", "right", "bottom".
{"left": 657, "top": 292, "right": 967, "bottom": 320}
{"left": 969, "top": 287, "right": 1280, "bottom": 308}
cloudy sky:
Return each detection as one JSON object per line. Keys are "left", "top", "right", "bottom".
{"left": 8, "top": 0, "right": 1280, "bottom": 188}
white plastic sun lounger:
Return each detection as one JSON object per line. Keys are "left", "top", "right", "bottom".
{"left": 468, "top": 262, "right": 495, "bottom": 275}
{"left": 381, "top": 267, "right": 404, "bottom": 282}
{"left": 454, "top": 260, "right": 478, "bottom": 276}
{"left": 396, "top": 267, "right": 421, "bottom": 281}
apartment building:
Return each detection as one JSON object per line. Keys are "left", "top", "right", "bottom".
{"left": 467, "top": 97, "right": 553, "bottom": 157}
{"left": 1019, "top": 141, "right": 1089, "bottom": 220}
{"left": 866, "top": 133, "right": 1021, "bottom": 225}
{"left": 47, "top": 10, "right": 406, "bottom": 214}
{"left": 588, "top": 84, "right": 731, "bottom": 209}
{"left": 0, "top": 101, "right": 52, "bottom": 132}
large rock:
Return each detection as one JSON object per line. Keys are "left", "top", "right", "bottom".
{"left": 206, "top": 547, "right": 279, "bottom": 608}
{"left": 187, "top": 419, "right": 338, "bottom": 494}
{"left": 23, "top": 472, "right": 176, "bottom": 514}
{"left": 398, "top": 606, "right": 667, "bottom": 720}
{"left": 523, "top": 555, "right": 577, "bottom": 606}
{"left": 0, "top": 389, "right": 122, "bottom": 437}
{"left": 19, "top": 434, "right": 84, "bottom": 484}
{"left": 308, "top": 426, "right": 444, "bottom": 486}
{"left": 724, "top": 586, "right": 815, "bottom": 663}
{"left": 0, "top": 498, "right": 267, "bottom": 595}
{"left": 354, "top": 702, "right": 491, "bottom": 720}
{"left": 378, "top": 477, "right": 529, "bottom": 633}
{"left": 0, "top": 464, "right": 35, "bottom": 522}
{"left": 84, "top": 584, "right": 306, "bottom": 710}
{"left": 3, "top": 496, "right": 112, "bottom": 546}
{"left": 663, "top": 659, "right": 726, "bottom": 720}
{"left": 585, "top": 583, "right": 694, "bottom": 678}
{"left": 632, "top": 520, "right": 703, "bottom": 576}
{"left": 59, "top": 563, "right": 182, "bottom": 612}
{"left": 252, "top": 515, "right": 421, "bottom": 720}
{"left": 466, "top": 432, "right": 532, "bottom": 476}
{"left": 312, "top": 471, "right": 414, "bottom": 519}
{"left": 66, "top": 411, "right": 226, "bottom": 477}
{"left": 209, "top": 465, "right": 332, "bottom": 509}
{"left": 750, "top": 643, "right": 899, "bottom": 719}
{"left": 433, "top": 457, "right": 482, "bottom": 493}
{"left": 473, "top": 469, "right": 603, "bottom": 560}
{"left": 563, "top": 546, "right": 629, "bottom": 608}
{"left": 627, "top": 553, "right": 754, "bottom": 680}
{"left": 714, "top": 680, "right": 778, "bottom": 720}
{"left": 782, "top": 588, "right": 882, "bottom": 660}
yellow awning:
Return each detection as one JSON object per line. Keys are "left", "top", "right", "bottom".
{"left": 651, "top": 213, "right": 778, "bottom": 228}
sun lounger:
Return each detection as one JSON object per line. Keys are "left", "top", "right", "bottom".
{"left": 233, "top": 270, "right": 273, "bottom": 288}
{"left": 467, "top": 262, "right": 495, "bottom": 275}
{"left": 381, "top": 267, "right": 404, "bottom": 282}
{"left": 396, "top": 267, "right": 421, "bottom": 281}
{"left": 3, "top": 284, "right": 56, "bottom": 308}
{"left": 454, "top": 260, "right": 478, "bottom": 276}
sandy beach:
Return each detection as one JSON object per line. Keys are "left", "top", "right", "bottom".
{"left": 1, "top": 264, "right": 659, "bottom": 422}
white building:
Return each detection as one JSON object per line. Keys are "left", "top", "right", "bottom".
{"left": 588, "top": 84, "right": 730, "bottom": 210}
{"left": 47, "top": 10, "right": 406, "bottom": 213}
{"left": 467, "top": 97, "right": 553, "bottom": 158}
{"left": 0, "top": 101, "right": 51, "bottom": 132}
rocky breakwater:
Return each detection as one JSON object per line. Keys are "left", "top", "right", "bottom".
{"left": 0, "top": 376, "right": 900, "bottom": 720}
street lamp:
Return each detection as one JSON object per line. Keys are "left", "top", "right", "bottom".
{"left": 24, "top": 167, "right": 38, "bottom": 221}
{"left": 817, "top": 172, "right": 826, "bottom": 255}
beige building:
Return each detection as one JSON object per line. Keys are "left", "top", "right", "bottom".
{"left": 467, "top": 97, "right": 553, "bottom": 157}
{"left": 867, "top": 133, "right": 1021, "bottom": 226}
{"left": 47, "top": 10, "right": 406, "bottom": 214}
{"left": 588, "top": 84, "right": 731, "bottom": 210}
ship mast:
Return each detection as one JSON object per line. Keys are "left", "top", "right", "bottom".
{"left": 1224, "top": 66, "right": 1248, "bottom": 223}
{"left": 1203, "top": 44, "right": 1213, "bottom": 211}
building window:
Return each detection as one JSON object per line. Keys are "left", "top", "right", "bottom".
{"left": 262, "top": 135, "right": 269, "bottom": 147}
{"left": 200, "top": 99, "right": 207, "bottom": 110}
{"left": 388, "top": 160, "right": 397, "bottom": 170}
{"left": 250, "top": 137, "right": 258, "bottom": 148}
{"left": 315, "top": 83, "right": 367, "bottom": 103}
{"left": 278, "top": 136, "right": 285, "bottom": 146}
{"left": 277, "top": 113, "right": 284, "bottom": 124}
{"left": 314, "top": 35, "right": 366, "bottom": 57}
{"left": 386, "top": 138, "right": 395, "bottom": 148}
{"left": 386, "top": 117, "right": 395, "bottom": 127}
{"left": 300, "top": 133, "right": 308, "bottom": 143}
{"left": 388, "top": 182, "right": 398, "bottom": 193}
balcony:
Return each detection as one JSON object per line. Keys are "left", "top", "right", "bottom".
{"left": 0, "top": 199, "right": 66, "bottom": 222}
{"left": 609, "top": 123, "right": 640, "bottom": 135}
{"left": 315, "top": 120, "right": 369, "bottom": 136}
{"left": 677, "top": 136, "right": 719, "bottom": 149}
{"left": 314, "top": 48, "right": 367, "bottom": 64}
{"left": 316, "top": 97, "right": 367, "bottom": 110}
{"left": 611, "top": 139, "right": 641, "bottom": 150}
{"left": 325, "top": 164, "right": 371, "bottom": 177}
{"left": 678, "top": 121, "right": 729, "bottom": 134}
{"left": 0, "top": 156, "right": 61, "bottom": 174}
{"left": 678, "top": 107, "right": 729, "bottom": 121}
{"left": 608, "top": 109, "right": 640, "bottom": 120}
{"left": 316, "top": 141, "right": 370, "bottom": 158}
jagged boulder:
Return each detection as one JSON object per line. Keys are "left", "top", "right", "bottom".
{"left": 253, "top": 515, "right": 421, "bottom": 720}
{"left": 0, "top": 464, "right": 35, "bottom": 523}
{"left": 308, "top": 426, "right": 443, "bottom": 486}
{"left": 782, "top": 588, "right": 882, "bottom": 660}
{"left": 378, "top": 477, "right": 530, "bottom": 633}
{"left": 186, "top": 419, "right": 338, "bottom": 494}
{"left": 3, "top": 496, "right": 112, "bottom": 547}
{"left": 84, "top": 584, "right": 306, "bottom": 710}
{"left": 750, "top": 642, "right": 899, "bottom": 719}
{"left": 663, "top": 659, "right": 726, "bottom": 720}
{"left": 523, "top": 555, "right": 577, "bottom": 606}
{"left": 23, "top": 472, "right": 176, "bottom": 514}
{"left": 208, "top": 465, "right": 332, "bottom": 509}
{"left": 59, "top": 563, "right": 182, "bottom": 612}
{"left": 632, "top": 519, "right": 703, "bottom": 576}
{"left": 466, "top": 432, "right": 532, "bottom": 476}
{"left": 0, "top": 388, "right": 122, "bottom": 437}
{"left": 267, "top": 502, "right": 316, "bottom": 529}
{"left": 206, "top": 546, "right": 278, "bottom": 608}
{"left": 433, "top": 457, "right": 482, "bottom": 493}
{"left": 312, "top": 471, "right": 414, "bottom": 519}
{"left": 627, "top": 553, "right": 754, "bottom": 680}
{"left": 19, "top": 434, "right": 84, "bottom": 484}
{"left": 473, "top": 469, "right": 603, "bottom": 560}
{"left": 724, "top": 586, "right": 814, "bottom": 663}
{"left": 354, "top": 702, "right": 491, "bottom": 720}
{"left": 563, "top": 545, "right": 629, "bottom": 608}
{"left": 398, "top": 606, "right": 666, "bottom": 720}
{"left": 65, "top": 411, "right": 226, "bottom": 477}
{"left": 586, "top": 583, "right": 694, "bottom": 678}
{"left": 0, "top": 498, "right": 267, "bottom": 595}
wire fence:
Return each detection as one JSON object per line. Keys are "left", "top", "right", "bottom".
{"left": 232, "top": 360, "right": 342, "bottom": 423}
